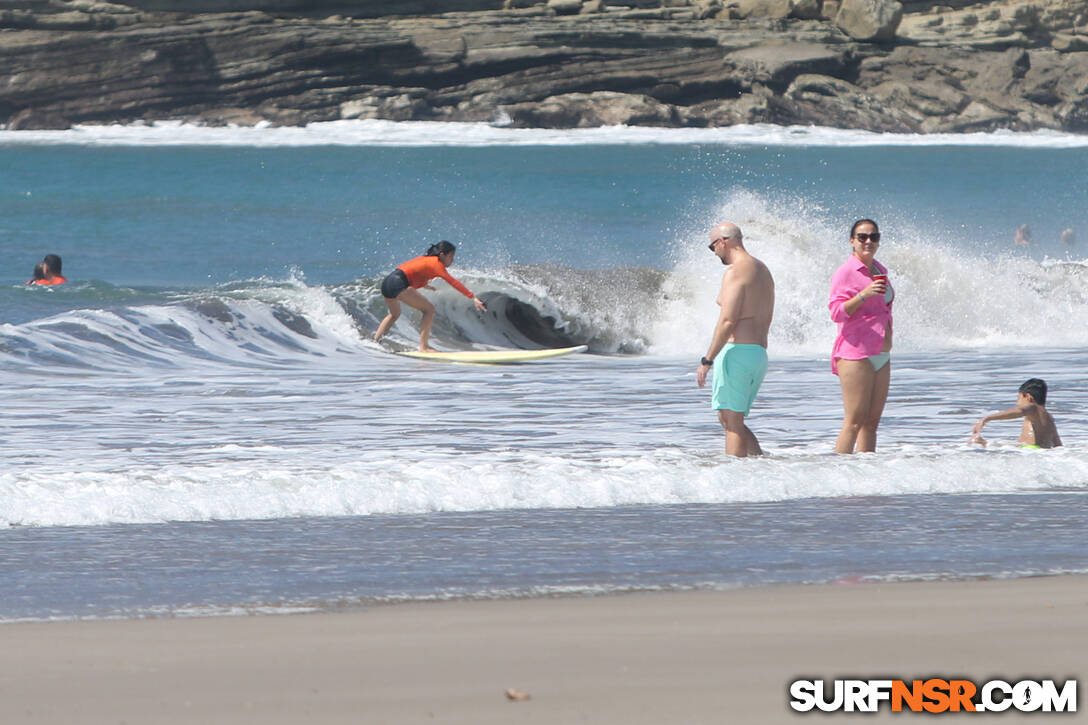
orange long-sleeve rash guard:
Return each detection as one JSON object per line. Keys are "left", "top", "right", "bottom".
{"left": 28, "top": 276, "right": 67, "bottom": 285}
{"left": 396, "top": 256, "right": 474, "bottom": 299}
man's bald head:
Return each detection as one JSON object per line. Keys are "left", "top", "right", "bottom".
{"left": 709, "top": 223, "right": 743, "bottom": 248}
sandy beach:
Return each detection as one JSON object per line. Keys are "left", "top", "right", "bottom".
{"left": 0, "top": 576, "right": 1084, "bottom": 724}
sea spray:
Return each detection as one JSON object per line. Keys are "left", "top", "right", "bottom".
{"left": 650, "top": 189, "right": 1088, "bottom": 357}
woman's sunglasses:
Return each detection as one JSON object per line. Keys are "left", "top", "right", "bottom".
{"left": 853, "top": 232, "right": 881, "bottom": 243}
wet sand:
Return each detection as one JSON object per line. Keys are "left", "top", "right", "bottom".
{"left": 1, "top": 576, "right": 1084, "bottom": 724}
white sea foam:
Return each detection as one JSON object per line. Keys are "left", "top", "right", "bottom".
{"left": 3, "top": 119, "right": 1088, "bottom": 148}
{"left": 650, "top": 189, "right": 1088, "bottom": 357}
{"left": 2, "top": 444, "right": 1085, "bottom": 528}
{"left": 6, "top": 289, "right": 1086, "bottom": 529}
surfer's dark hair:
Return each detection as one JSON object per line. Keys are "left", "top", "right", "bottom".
{"left": 1019, "top": 378, "right": 1047, "bottom": 404}
{"left": 425, "top": 240, "right": 456, "bottom": 257}
{"left": 850, "top": 219, "right": 879, "bottom": 237}
{"left": 44, "top": 253, "right": 62, "bottom": 274}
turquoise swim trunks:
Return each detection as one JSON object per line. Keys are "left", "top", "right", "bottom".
{"left": 711, "top": 343, "right": 768, "bottom": 416}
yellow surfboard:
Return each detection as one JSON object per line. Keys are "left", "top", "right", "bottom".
{"left": 397, "top": 345, "right": 588, "bottom": 364}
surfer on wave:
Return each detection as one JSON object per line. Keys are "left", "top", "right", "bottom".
{"left": 374, "top": 240, "right": 487, "bottom": 352}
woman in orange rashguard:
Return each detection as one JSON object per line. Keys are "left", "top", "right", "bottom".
{"left": 373, "top": 241, "right": 487, "bottom": 352}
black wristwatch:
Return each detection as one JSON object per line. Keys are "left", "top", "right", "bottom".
{"left": 700, "top": 356, "right": 713, "bottom": 366}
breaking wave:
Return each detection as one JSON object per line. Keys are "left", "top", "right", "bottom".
{"left": 6, "top": 192, "right": 1088, "bottom": 374}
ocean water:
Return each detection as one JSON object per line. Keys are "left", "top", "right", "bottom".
{"left": 1, "top": 121, "right": 1086, "bottom": 621}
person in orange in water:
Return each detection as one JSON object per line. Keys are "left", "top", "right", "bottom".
{"left": 373, "top": 240, "right": 487, "bottom": 352}
{"left": 43, "top": 254, "right": 67, "bottom": 284}
{"left": 27, "top": 255, "right": 67, "bottom": 286}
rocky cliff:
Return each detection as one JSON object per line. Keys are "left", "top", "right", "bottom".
{"left": 2, "top": 0, "right": 1086, "bottom": 132}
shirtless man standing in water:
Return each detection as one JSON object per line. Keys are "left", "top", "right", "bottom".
{"left": 696, "top": 222, "right": 775, "bottom": 457}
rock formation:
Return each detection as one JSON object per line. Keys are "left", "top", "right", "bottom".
{"left": 1, "top": 0, "right": 1086, "bottom": 132}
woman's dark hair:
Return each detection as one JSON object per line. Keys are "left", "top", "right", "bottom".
{"left": 850, "top": 219, "right": 879, "bottom": 237}
{"left": 32, "top": 262, "right": 47, "bottom": 280}
{"left": 425, "top": 240, "right": 456, "bottom": 257}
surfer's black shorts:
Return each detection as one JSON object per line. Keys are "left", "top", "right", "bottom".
{"left": 380, "top": 269, "right": 410, "bottom": 299}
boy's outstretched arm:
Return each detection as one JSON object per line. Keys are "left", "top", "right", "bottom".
{"left": 971, "top": 405, "right": 1032, "bottom": 441}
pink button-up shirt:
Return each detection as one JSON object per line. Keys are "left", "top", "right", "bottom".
{"left": 828, "top": 256, "right": 894, "bottom": 374}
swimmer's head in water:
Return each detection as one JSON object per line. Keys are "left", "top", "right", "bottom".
{"left": 1019, "top": 378, "right": 1047, "bottom": 405}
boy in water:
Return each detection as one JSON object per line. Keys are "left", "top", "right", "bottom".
{"left": 970, "top": 378, "right": 1062, "bottom": 449}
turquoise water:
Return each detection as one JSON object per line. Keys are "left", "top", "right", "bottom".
{"left": 3, "top": 143, "right": 1084, "bottom": 292}
{"left": 0, "top": 122, "right": 1086, "bottom": 620}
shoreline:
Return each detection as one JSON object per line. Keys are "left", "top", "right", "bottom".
{"left": 2, "top": 575, "right": 1084, "bottom": 724}
{"left": 3, "top": 119, "right": 1088, "bottom": 150}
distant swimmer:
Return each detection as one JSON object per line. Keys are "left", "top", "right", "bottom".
{"left": 373, "top": 240, "right": 487, "bottom": 352}
{"left": 829, "top": 219, "right": 894, "bottom": 454}
{"left": 43, "top": 253, "right": 67, "bottom": 283}
{"left": 1061, "top": 227, "right": 1075, "bottom": 248}
{"left": 27, "top": 254, "right": 67, "bottom": 285}
{"left": 971, "top": 378, "right": 1062, "bottom": 449}
{"left": 1014, "top": 224, "right": 1032, "bottom": 246}
{"left": 695, "top": 222, "right": 775, "bottom": 458}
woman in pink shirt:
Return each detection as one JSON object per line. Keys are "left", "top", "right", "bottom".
{"left": 828, "top": 219, "right": 894, "bottom": 453}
